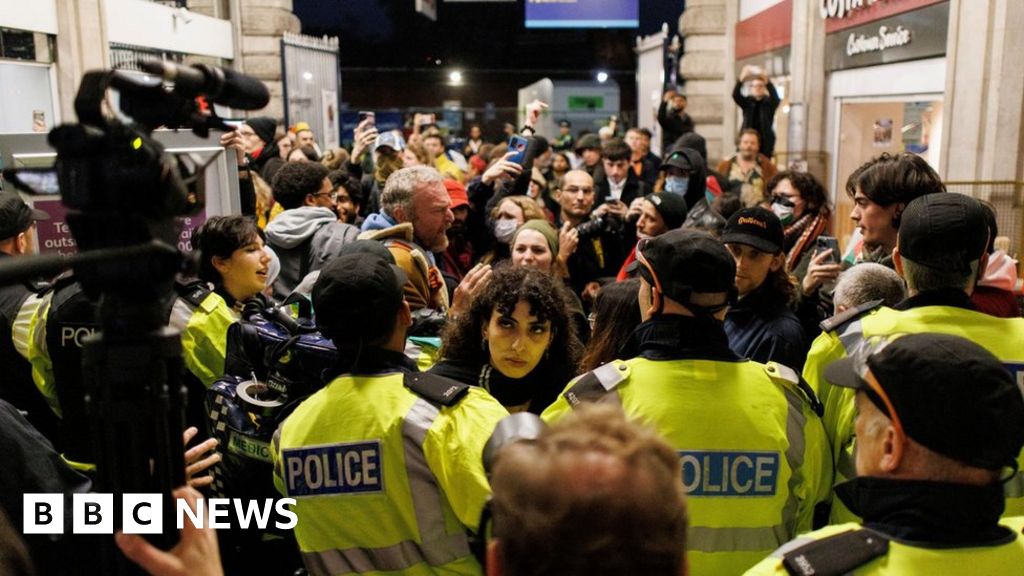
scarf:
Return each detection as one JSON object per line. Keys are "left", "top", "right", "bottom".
{"left": 784, "top": 211, "right": 829, "bottom": 272}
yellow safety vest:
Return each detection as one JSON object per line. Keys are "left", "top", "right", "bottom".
{"left": 803, "top": 304, "right": 1024, "bottom": 522}
{"left": 542, "top": 357, "right": 833, "bottom": 576}
{"left": 273, "top": 369, "right": 508, "bottom": 576}
{"left": 168, "top": 289, "right": 238, "bottom": 388}
{"left": 744, "top": 517, "right": 1024, "bottom": 575}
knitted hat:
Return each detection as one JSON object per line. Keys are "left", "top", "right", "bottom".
{"left": 513, "top": 219, "right": 559, "bottom": 256}
{"left": 245, "top": 117, "right": 277, "bottom": 146}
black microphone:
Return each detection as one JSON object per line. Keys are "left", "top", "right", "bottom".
{"left": 139, "top": 60, "right": 270, "bottom": 110}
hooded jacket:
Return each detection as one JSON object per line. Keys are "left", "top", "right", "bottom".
{"left": 359, "top": 212, "right": 449, "bottom": 312}
{"left": 264, "top": 206, "right": 359, "bottom": 299}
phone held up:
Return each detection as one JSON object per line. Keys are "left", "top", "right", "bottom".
{"left": 507, "top": 135, "right": 529, "bottom": 165}
{"left": 815, "top": 235, "right": 841, "bottom": 264}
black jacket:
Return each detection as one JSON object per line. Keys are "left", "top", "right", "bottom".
{"left": 429, "top": 358, "right": 570, "bottom": 415}
{"left": 657, "top": 100, "right": 695, "bottom": 151}
{"left": 732, "top": 80, "right": 781, "bottom": 156}
{"left": 725, "top": 284, "right": 806, "bottom": 371}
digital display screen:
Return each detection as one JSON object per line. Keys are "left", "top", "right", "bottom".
{"left": 525, "top": 0, "right": 639, "bottom": 29}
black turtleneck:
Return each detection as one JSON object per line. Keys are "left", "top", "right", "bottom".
{"left": 836, "top": 477, "right": 1016, "bottom": 547}
{"left": 428, "top": 358, "right": 567, "bottom": 415}
{"left": 894, "top": 288, "right": 974, "bottom": 312}
{"left": 622, "top": 314, "right": 742, "bottom": 362}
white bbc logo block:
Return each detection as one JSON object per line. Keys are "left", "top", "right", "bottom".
{"left": 73, "top": 493, "right": 114, "bottom": 534}
{"left": 23, "top": 494, "right": 63, "bottom": 534}
{"left": 122, "top": 494, "right": 163, "bottom": 534}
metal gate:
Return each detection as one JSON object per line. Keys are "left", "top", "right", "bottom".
{"left": 281, "top": 32, "right": 340, "bottom": 150}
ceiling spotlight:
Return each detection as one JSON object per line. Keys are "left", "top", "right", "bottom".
{"left": 449, "top": 70, "right": 463, "bottom": 84}
{"left": 596, "top": 71, "right": 609, "bottom": 83}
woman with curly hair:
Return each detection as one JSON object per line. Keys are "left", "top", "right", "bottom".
{"left": 430, "top": 266, "right": 582, "bottom": 414}
{"left": 766, "top": 170, "right": 831, "bottom": 284}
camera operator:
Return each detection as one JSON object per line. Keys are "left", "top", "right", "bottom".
{"left": 554, "top": 170, "right": 628, "bottom": 302}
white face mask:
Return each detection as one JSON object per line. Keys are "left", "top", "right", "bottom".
{"left": 771, "top": 199, "right": 795, "bottom": 225}
{"left": 493, "top": 218, "right": 519, "bottom": 244}
{"left": 664, "top": 176, "right": 689, "bottom": 196}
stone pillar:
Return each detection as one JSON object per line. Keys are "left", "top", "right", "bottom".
{"left": 54, "top": 0, "right": 109, "bottom": 122}
{"left": 787, "top": 0, "right": 828, "bottom": 180}
{"left": 678, "top": 0, "right": 732, "bottom": 162}
{"left": 941, "top": 0, "right": 1024, "bottom": 182}
{"left": 237, "top": 0, "right": 300, "bottom": 120}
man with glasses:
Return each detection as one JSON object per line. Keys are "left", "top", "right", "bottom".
{"left": 746, "top": 333, "right": 1024, "bottom": 575}
{"left": 555, "top": 170, "right": 629, "bottom": 301}
{"left": 542, "top": 228, "right": 832, "bottom": 575}
{"left": 802, "top": 193, "right": 1024, "bottom": 522}
{"left": 264, "top": 161, "right": 359, "bottom": 299}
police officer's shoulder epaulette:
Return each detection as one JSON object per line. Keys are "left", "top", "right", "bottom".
{"left": 764, "top": 363, "right": 824, "bottom": 417}
{"left": 819, "top": 298, "right": 884, "bottom": 334}
{"left": 404, "top": 372, "right": 470, "bottom": 407}
{"left": 781, "top": 528, "right": 889, "bottom": 576}
{"left": 174, "top": 280, "right": 212, "bottom": 309}
{"left": 563, "top": 361, "right": 630, "bottom": 408}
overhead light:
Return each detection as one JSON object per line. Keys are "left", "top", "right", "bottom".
{"left": 449, "top": 70, "right": 463, "bottom": 85}
{"left": 596, "top": 71, "right": 609, "bottom": 83}
{"left": 302, "top": 71, "right": 313, "bottom": 81}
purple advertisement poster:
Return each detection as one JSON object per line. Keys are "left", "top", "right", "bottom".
{"left": 525, "top": 0, "right": 639, "bottom": 29}
{"left": 31, "top": 198, "right": 207, "bottom": 258}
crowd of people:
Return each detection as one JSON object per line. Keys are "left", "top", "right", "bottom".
{"left": 1, "top": 68, "right": 1024, "bottom": 576}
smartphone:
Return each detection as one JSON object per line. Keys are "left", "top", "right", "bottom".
{"left": 508, "top": 135, "right": 529, "bottom": 165}
{"left": 358, "top": 111, "right": 375, "bottom": 126}
{"left": 815, "top": 235, "right": 840, "bottom": 264}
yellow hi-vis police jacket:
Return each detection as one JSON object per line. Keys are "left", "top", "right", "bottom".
{"left": 272, "top": 366, "right": 508, "bottom": 576}
{"left": 167, "top": 285, "right": 238, "bottom": 388}
{"left": 541, "top": 357, "right": 833, "bottom": 576}
{"left": 744, "top": 517, "right": 1024, "bottom": 575}
{"left": 803, "top": 301, "right": 1024, "bottom": 522}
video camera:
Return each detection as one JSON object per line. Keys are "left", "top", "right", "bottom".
{"left": 0, "top": 60, "right": 269, "bottom": 573}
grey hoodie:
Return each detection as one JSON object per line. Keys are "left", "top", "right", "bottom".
{"left": 264, "top": 206, "right": 359, "bottom": 299}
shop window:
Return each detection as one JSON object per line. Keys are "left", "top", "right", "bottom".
{"left": 0, "top": 28, "right": 55, "bottom": 64}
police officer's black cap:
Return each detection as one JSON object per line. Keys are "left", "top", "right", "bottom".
{"left": 825, "top": 333, "right": 1024, "bottom": 471}
{"left": 898, "top": 193, "right": 988, "bottom": 275}
{"left": 312, "top": 253, "right": 408, "bottom": 337}
{"left": 0, "top": 193, "right": 49, "bottom": 239}
{"left": 632, "top": 228, "right": 736, "bottom": 304}
{"left": 721, "top": 207, "right": 784, "bottom": 254}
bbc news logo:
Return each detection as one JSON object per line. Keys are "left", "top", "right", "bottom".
{"left": 23, "top": 494, "right": 297, "bottom": 534}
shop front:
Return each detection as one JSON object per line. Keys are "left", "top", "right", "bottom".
{"left": 824, "top": 0, "right": 950, "bottom": 246}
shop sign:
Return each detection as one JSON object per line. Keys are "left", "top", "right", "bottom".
{"left": 821, "top": 0, "right": 889, "bottom": 20}
{"left": 826, "top": 1, "right": 947, "bottom": 71}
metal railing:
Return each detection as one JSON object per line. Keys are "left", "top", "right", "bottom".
{"left": 945, "top": 181, "right": 1024, "bottom": 260}
{"left": 281, "top": 32, "right": 340, "bottom": 148}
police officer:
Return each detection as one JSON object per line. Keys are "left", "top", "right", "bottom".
{"left": 541, "top": 229, "right": 832, "bottom": 575}
{"left": 272, "top": 252, "right": 508, "bottom": 575}
{"left": 803, "top": 193, "right": 1024, "bottom": 520}
{"left": 0, "top": 192, "right": 57, "bottom": 443}
{"left": 746, "top": 333, "right": 1024, "bottom": 575}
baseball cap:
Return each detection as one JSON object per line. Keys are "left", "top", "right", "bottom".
{"left": 721, "top": 207, "right": 784, "bottom": 254}
{"left": 0, "top": 193, "right": 49, "bottom": 239}
{"left": 312, "top": 253, "right": 408, "bottom": 340}
{"left": 898, "top": 193, "right": 988, "bottom": 275}
{"left": 644, "top": 193, "right": 688, "bottom": 230}
{"left": 659, "top": 148, "right": 700, "bottom": 173}
{"left": 631, "top": 228, "right": 736, "bottom": 305}
{"left": 444, "top": 179, "right": 469, "bottom": 209}
{"left": 824, "top": 333, "right": 1024, "bottom": 471}
{"left": 374, "top": 130, "right": 406, "bottom": 153}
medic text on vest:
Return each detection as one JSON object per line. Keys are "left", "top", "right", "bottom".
{"left": 283, "top": 441, "right": 384, "bottom": 497}
{"left": 679, "top": 451, "right": 780, "bottom": 496}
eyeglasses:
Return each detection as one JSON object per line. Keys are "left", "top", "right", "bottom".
{"left": 314, "top": 191, "right": 338, "bottom": 202}
{"left": 849, "top": 338, "right": 906, "bottom": 446}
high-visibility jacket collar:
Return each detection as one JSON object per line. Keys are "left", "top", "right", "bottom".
{"left": 836, "top": 476, "right": 1011, "bottom": 547}
{"left": 627, "top": 314, "right": 741, "bottom": 362}
{"left": 894, "top": 288, "right": 973, "bottom": 312}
